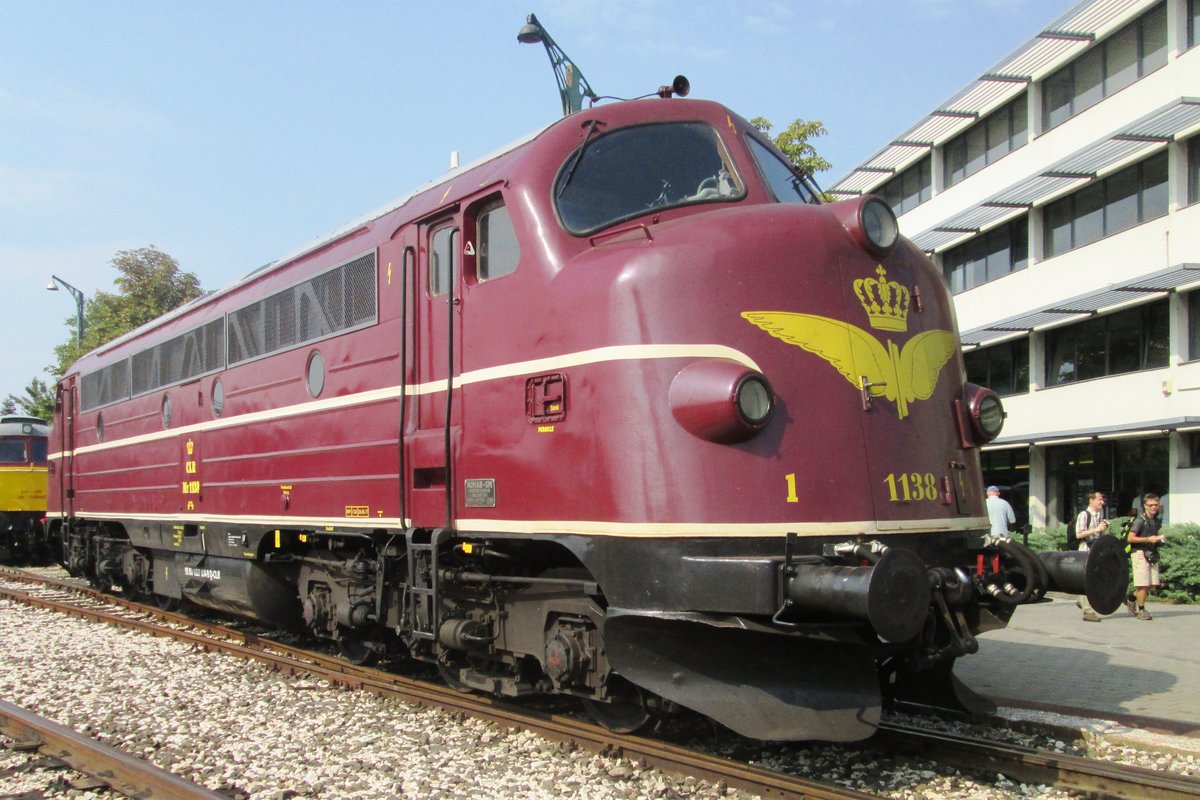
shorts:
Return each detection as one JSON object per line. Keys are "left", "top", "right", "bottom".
{"left": 1131, "top": 550, "right": 1160, "bottom": 588}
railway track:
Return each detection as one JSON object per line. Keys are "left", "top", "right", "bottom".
{"left": 3, "top": 565, "right": 1199, "bottom": 800}
{"left": 0, "top": 699, "right": 225, "bottom": 799}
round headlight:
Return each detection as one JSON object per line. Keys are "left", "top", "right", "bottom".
{"left": 975, "top": 393, "right": 1005, "bottom": 438}
{"left": 736, "top": 376, "right": 773, "bottom": 425}
{"left": 861, "top": 198, "right": 899, "bottom": 254}
{"left": 964, "top": 385, "right": 1005, "bottom": 444}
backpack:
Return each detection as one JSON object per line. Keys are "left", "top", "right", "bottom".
{"left": 1064, "top": 512, "right": 1078, "bottom": 551}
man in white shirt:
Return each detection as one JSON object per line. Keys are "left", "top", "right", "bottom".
{"left": 985, "top": 486, "right": 1015, "bottom": 538}
{"left": 1075, "top": 491, "right": 1109, "bottom": 622}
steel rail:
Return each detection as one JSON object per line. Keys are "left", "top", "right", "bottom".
{"left": 0, "top": 699, "right": 225, "bottom": 800}
{"left": 19, "top": 567, "right": 1196, "bottom": 799}
{"left": 876, "top": 721, "right": 1200, "bottom": 800}
{"left": 0, "top": 571, "right": 875, "bottom": 800}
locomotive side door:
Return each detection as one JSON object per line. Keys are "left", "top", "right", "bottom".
{"left": 406, "top": 211, "right": 463, "bottom": 528}
{"left": 54, "top": 377, "right": 77, "bottom": 521}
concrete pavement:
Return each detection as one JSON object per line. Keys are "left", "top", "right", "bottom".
{"left": 955, "top": 593, "right": 1200, "bottom": 736}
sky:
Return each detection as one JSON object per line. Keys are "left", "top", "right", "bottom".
{"left": 0, "top": 0, "right": 1077, "bottom": 404}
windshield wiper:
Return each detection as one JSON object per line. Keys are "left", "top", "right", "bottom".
{"left": 557, "top": 119, "right": 601, "bottom": 198}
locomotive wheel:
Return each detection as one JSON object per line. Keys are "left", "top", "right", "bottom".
{"left": 339, "top": 637, "right": 379, "bottom": 666}
{"left": 154, "top": 594, "right": 182, "bottom": 612}
{"left": 582, "top": 681, "right": 655, "bottom": 734}
{"left": 437, "top": 664, "right": 474, "bottom": 693}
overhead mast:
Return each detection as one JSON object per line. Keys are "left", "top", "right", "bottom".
{"left": 517, "top": 13, "right": 599, "bottom": 117}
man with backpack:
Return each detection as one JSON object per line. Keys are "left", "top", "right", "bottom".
{"left": 1126, "top": 494, "right": 1165, "bottom": 621}
{"left": 1074, "top": 491, "right": 1109, "bottom": 622}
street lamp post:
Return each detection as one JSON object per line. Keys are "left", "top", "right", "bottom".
{"left": 46, "top": 275, "right": 86, "bottom": 345}
{"left": 517, "top": 13, "right": 598, "bottom": 117}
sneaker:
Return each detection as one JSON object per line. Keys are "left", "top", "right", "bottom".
{"left": 1137, "top": 609, "right": 1153, "bottom": 621}
{"left": 1124, "top": 597, "right": 1138, "bottom": 616}
{"left": 1082, "top": 611, "right": 1102, "bottom": 622}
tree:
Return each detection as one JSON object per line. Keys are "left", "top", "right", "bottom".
{"left": 2, "top": 378, "right": 55, "bottom": 420}
{"left": 50, "top": 246, "right": 204, "bottom": 378}
{"left": 750, "top": 117, "right": 832, "bottom": 176}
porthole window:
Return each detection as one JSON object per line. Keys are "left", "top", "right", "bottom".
{"left": 212, "top": 378, "right": 225, "bottom": 417}
{"left": 162, "top": 394, "right": 173, "bottom": 428}
{"left": 96, "top": 413, "right": 105, "bottom": 441}
{"left": 306, "top": 351, "right": 325, "bottom": 398}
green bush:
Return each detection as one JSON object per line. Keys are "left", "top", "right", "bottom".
{"left": 1159, "top": 523, "right": 1200, "bottom": 603}
{"left": 1021, "top": 519, "right": 1200, "bottom": 604}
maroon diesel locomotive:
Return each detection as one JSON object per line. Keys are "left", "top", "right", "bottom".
{"left": 47, "top": 90, "right": 1127, "bottom": 741}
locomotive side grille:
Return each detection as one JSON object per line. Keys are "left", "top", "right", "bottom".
{"left": 80, "top": 360, "right": 131, "bottom": 412}
{"left": 345, "top": 255, "right": 377, "bottom": 326}
{"left": 129, "top": 319, "right": 226, "bottom": 397}
{"left": 78, "top": 251, "right": 376, "bottom": 410}
{"left": 227, "top": 250, "right": 377, "bottom": 367}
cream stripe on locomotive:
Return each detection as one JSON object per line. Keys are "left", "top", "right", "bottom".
{"left": 44, "top": 510, "right": 989, "bottom": 538}
{"left": 49, "top": 343, "right": 761, "bottom": 460}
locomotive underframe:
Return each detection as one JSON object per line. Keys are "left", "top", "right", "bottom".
{"left": 0, "top": 511, "right": 51, "bottom": 565}
{"left": 53, "top": 514, "right": 1125, "bottom": 740}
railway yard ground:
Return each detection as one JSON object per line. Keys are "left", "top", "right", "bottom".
{"left": 1, "top": 572, "right": 1199, "bottom": 800}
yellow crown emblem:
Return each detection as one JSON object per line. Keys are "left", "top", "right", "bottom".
{"left": 854, "top": 265, "right": 910, "bottom": 332}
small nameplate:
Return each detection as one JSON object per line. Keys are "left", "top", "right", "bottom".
{"left": 464, "top": 478, "right": 496, "bottom": 508}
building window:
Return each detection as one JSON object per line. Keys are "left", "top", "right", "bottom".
{"left": 1042, "top": 151, "right": 1168, "bottom": 258}
{"left": 879, "top": 155, "right": 931, "bottom": 215}
{"left": 1041, "top": 3, "right": 1167, "bottom": 131}
{"left": 1045, "top": 299, "right": 1168, "bottom": 386}
{"left": 1190, "top": 0, "right": 1199, "bottom": 49}
{"left": 1184, "top": 432, "right": 1200, "bottom": 468}
{"left": 943, "top": 96, "right": 1028, "bottom": 188}
{"left": 965, "top": 338, "right": 1029, "bottom": 397}
{"left": 1046, "top": 439, "right": 1168, "bottom": 525}
{"left": 942, "top": 217, "right": 1028, "bottom": 294}
{"left": 1189, "top": 136, "right": 1200, "bottom": 206}
{"left": 980, "top": 448, "right": 1029, "bottom": 533}
{"left": 1189, "top": 290, "right": 1200, "bottom": 361}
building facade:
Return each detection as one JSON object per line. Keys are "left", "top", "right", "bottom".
{"left": 830, "top": 0, "right": 1200, "bottom": 529}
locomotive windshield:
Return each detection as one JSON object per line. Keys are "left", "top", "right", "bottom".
{"left": 554, "top": 122, "right": 744, "bottom": 234}
{"left": 745, "top": 136, "right": 821, "bottom": 205}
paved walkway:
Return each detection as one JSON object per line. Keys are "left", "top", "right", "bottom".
{"left": 955, "top": 594, "right": 1200, "bottom": 735}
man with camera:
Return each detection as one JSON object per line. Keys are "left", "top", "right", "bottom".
{"left": 1126, "top": 494, "right": 1165, "bottom": 621}
{"left": 1075, "top": 491, "right": 1109, "bottom": 622}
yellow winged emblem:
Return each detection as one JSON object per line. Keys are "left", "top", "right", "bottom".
{"left": 742, "top": 311, "right": 956, "bottom": 419}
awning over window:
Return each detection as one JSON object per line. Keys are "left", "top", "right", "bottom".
{"left": 986, "top": 417, "right": 1200, "bottom": 449}
{"left": 827, "top": 0, "right": 1138, "bottom": 198}
{"left": 909, "top": 98, "right": 1200, "bottom": 252}
{"left": 959, "top": 263, "right": 1200, "bottom": 349}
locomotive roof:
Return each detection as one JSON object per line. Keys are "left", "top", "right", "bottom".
{"left": 0, "top": 416, "right": 50, "bottom": 437}
{"left": 79, "top": 119, "right": 558, "bottom": 364}
{"left": 68, "top": 97, "right": 743, "bottom": 371}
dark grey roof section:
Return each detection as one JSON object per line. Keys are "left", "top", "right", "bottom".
{"left": 960, "top": 263, "right": 1200, "bottom": 349}
{"left": 986, "top": 416, "right": 1200, "bottom": 448}
{"left": 909, "top": 98, "right": 1200, "bottom": 252}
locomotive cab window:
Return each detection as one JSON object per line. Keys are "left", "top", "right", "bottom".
{"left": 554, "top": 122, "right": 744, "bottom": 235}
{"left": 0, "top": 439, "right": 24, "bottom": 463}
{"left": 430, "top": 225, "right": 458, "bottom": 296}
{"left": 746, "top": 136, "right": 820, "bottom": 204}
{"left": 476, "top": 200, "right": 520, "bottom": 281}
